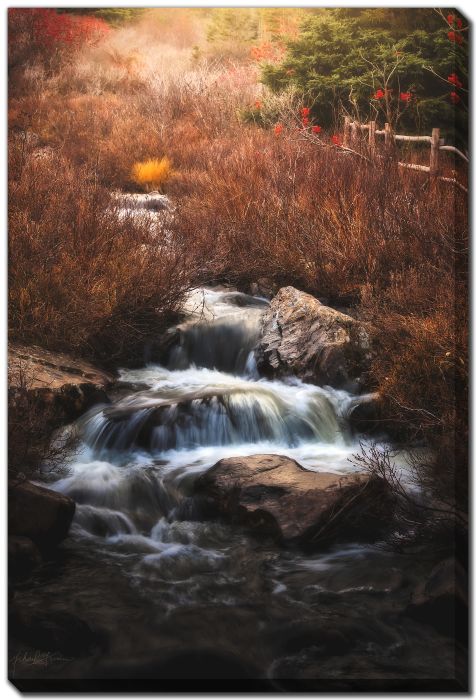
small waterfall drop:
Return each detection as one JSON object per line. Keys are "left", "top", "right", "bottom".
{"left": 50, "top": 288, "right": 373, "bottom": 570}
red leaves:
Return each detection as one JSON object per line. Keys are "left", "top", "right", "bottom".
{"left": 311, "top": 125, "right": 322, "bottom": 134}
{"left": 448, "top": 30, "right": 463, "bottom": 45}
{"left": 331, "top": 135, "right": 342, "bottom": 146}
{"left": 373, "top": 88, "right": 385, "bottom": 100}
{"left": 254, "top": 100, "right": 262, "bottom": 110}
{"left": 447, "top": 14, "right": 463, "bottom": 29}
{"left": 399, "top": 92, "right": 411, "bottom": 102}
{"left": 274, "top": 124, "right": 283, "bottom": 136}
{"left": 301, "top": 116, "right": 310, "bottom": 127}
{"left": 447, "top": 12, "right": 464, "bottom": 43}
{"left": 450, "top": 91, "right": 460, "bottom": 104}
{"left": 15, "top": 9, "right": 109, "bottom": 51}
{"left": 300, "top": 107, "right": 311, "bottom": 118}
{"left": 250, "top": 42, "right": 285, "bottom": 63}
{"left": 448, "top": 73, "right": 463, "bottom": 88}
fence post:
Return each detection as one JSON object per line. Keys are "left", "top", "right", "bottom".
{"left": 368, "top": 120, "right": 376, "bottom": 159}
{"left": 350, "top": 121, "right": 358, "bottom": 147}
{"left": 384, "top": 122, "right": 393, "bottom": 149}
{"left": 343, "top": 116, "right": 351, "bottom": 147}
{"left": 429, "top": 127, "right": 440, "bottom": 176}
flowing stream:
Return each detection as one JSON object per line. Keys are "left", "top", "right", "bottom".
{"left": 15, "top": 288, "right": 456, "bottom": 686}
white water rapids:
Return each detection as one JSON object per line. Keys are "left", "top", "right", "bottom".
{"left": 26, "top": 287, "right": 457, "bottom": 684}
{"left": 48, "top": 288, "right": 410, "bottom": 598}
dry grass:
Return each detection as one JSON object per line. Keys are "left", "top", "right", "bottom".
{"left": 8, "top": 11, "right": 467, "bottom": 513}
{"left": 8, "top": 140, "right": 197, "bottom": 366}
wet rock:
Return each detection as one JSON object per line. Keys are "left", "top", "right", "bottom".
{"left": 346, "top": 393, "right": 383, "bottom": 435}
{"left": 8, "top": 536, "right": 42, "bottom": 582}
{"left": 9, "top": 344, "right": 113, "bottom": 423}
{"left": 405, "top": 558, "right": 468, "bottom": 639}
{"left": 195, "top": 454, "right": 393, "bottom": 548}
{"left": 255, "top": 286, "right": 373, "bottom": 389}
{"left": 248, "top": 278, "right": 278, "bottom": 300}
{"left": 9, "top": 608, "right": 101, "bottom": 657}
{"left": 9, "top": 480, "right": 75, "bottom": 550}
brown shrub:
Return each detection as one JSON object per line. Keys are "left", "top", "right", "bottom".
{"left": 9, "top": 142, "right": 196, "bottom": 366}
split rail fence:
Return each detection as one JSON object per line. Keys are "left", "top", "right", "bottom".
{"left": 343, "top": 116, "right": 468, "bottom": 193}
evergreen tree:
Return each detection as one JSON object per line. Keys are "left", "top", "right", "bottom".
{"left": 261, "top": 8, "right": 467, "bottom": 143}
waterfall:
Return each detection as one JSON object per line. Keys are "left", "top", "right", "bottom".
{"left": 50, "top": 288, "right": 367, "bottom": 554}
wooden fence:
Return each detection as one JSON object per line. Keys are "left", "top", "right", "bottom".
{"left": 343, "top": 116, "right": 468, "bottom": 193}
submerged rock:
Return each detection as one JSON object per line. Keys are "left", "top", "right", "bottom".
{"left": 255, "top": 286, "right": 373, "bottom": 389}
{"left": 9, "top": 480, "right": 75, "bottom": 550}
{"left": 195, "top": 454, "right": 393, "bottom": 549}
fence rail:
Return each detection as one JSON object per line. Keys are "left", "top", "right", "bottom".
{"left": 343, "top": 117, "right": 468, "bottom": 193}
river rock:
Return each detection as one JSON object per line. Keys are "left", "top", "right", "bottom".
{"left": 346, "top": 393, "right": 383, "bottom": 435}
{"left": 405, "top": 558, "right": 468, "bottom": 638}
{"left": 255, "top": 286, "right": 373, "bottom": 389}
{"left": 8, "top": 536, "right": 42, "bottom": 581}
{"left": 195, "top": 454, "right": 393, "bottom": 548}
{"left": 9, "top": 480, "right": 75, "bottom": 550}
{"left": 9, "top": 344, "right": 113, "bottom": 422}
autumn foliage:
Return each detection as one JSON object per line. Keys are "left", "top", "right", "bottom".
{"left": 8, "top": 8, "right": 467, "bottom": 513}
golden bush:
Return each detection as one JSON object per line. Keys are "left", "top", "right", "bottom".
{"left": 131, "top": 157, "right": 173, "bottom": 191}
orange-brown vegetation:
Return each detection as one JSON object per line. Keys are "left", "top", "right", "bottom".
{"left": 8, "top": 10, "right": 467, "bottom": 515}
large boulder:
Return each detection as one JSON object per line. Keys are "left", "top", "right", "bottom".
{"left": 9, "top": 344, "right": 113, "bottom": 422}
{"left": 255, "top": 286, "right": 373, "bottom": 389}
{"left": 9, "top": 480, "right": 75, "bottom": 550}
{"left": 195, "top": 454, "right": 393, "bottom": 549}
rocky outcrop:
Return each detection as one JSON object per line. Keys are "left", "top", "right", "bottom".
{"left": 9, "top": 480, "right": 75, "bottom": 550}
{"left": 9, "top": 344, "right": 113, "bottom": 422}
{"left": 255, "top": 286, "right": 373, "bottom": 389}
{"left": 195, "top": 454, "right": 393, "bottom": 549}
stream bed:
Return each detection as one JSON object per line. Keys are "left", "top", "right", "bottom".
{"left": 10, "top": 288, "right": 460, "bottom": 690}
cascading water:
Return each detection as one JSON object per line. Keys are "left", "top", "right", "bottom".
{"left": 27, "top": 287, "right": 455, "bottom": 685}
{"left": 52, "top": 289, "right": 364, "bottom": 546}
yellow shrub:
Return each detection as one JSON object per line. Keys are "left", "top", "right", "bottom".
{"left": 131, "top": 157, "right": 173, "bottom": 191}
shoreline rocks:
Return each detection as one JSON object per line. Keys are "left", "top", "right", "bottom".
{"left": 9, "top": 344, "right": 114, "bottom": 423}
{"left": 255, "top": 286, "right": 374, "bottom": 390}
{"left": 9, "top": 479, "right": 75, "bottom": 551}
{"left": 195, "top": 454, "right": 394, "bottom": 549}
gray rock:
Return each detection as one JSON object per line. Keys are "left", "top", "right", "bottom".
{"left": 255, "top": 286, "right": 373, "bottom": 388}
{"left": 195, "top": 454, "right": 393, "bottom": 549}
